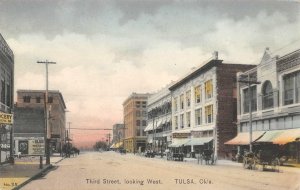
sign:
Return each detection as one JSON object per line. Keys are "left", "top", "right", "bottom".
{"left": 0, "top": 113, "right": 13, "bottom": 124}
{"left": 173, "top": 133, "right": 190, "bottom": 139}
{"left": 51, "top": 134, "right": 60, "bottom": 138}
{"left": 16, "top": 138, "right": 45, "bottom": 156}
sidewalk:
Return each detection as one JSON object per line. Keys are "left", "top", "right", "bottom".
{"left": 0, "top": 155, "right": 64, "bottom": 190}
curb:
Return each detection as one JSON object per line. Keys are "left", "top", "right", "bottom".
{"left": 12, "top": 164, "right": 53, "bottom": 190}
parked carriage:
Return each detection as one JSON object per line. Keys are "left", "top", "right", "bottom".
{"left": 243, "top": 150, "right": 280, "bottom": 171}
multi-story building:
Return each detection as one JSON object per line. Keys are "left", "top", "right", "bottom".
{"left": 226, "top": 48, "right": 300, "bottom": 163}
{"left": 169, "top": 53, "right": 254, "bottom": 159}
{"left": 123, "top": 93, "right": 151, "bottom": 153}
{"left": 144, "top": 84, "right": 172, "bottom": 153}
{"left": 0, "top": 33, "right": 14, "bottom": 163}
{"left": 111, "top": 123, "right": 124, "bottom": 149}
{"left": 15, "top": 90, "right": 67, "bottom": 153}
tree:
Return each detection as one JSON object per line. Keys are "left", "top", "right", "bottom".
{"left": 93, "top": 141, "right": 108, "bottom": 151}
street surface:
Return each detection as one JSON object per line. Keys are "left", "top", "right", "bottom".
{"left": 22, "top": 151, "right": 300, "bottom": 190}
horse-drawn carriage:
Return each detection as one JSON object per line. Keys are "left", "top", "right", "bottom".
{"left": 243, "top": 149, "right": 280, "bottom": 171}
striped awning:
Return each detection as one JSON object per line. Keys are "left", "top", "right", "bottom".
{"left": 255, "top": 128, "right": 300, "bottom": 145}
{"left": 185, "top": 137, "right": 213, "bottom": 146}
{"left": 225, "top": 131, "right": 265, "bottom": 145}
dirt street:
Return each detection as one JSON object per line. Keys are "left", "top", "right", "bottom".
{"left": 22, "top": 151, "right": 300, "bottom": 190}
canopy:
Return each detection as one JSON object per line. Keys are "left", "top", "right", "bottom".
{"left": 255, "top": 128, "right": 300, "bottom": 145}
{"left": 186, "top": 137, "right": 213, "bottom": 146}
{"left": 144, "top": 121, "right": 153, "bottom": 132}
{"left": 114, "top": 142, "right": 123, "bottom": 148}
{"left": 110, "top": 144, "right": 116, "bottom": 149}
{"left": 225, "top": 131, "right": 265, "bottom": 145}
{"left": 169, "top": 138, "right": 190, "bottom": 148}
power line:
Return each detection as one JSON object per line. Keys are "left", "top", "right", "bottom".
{"left": 70, "top": 128, "right": 112, "bottom": 130}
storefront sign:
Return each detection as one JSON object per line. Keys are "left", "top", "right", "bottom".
{"left": 173, "top": 133, "right": 190, "bottom": 138}
{"left": 17, "top": 138, "right": 45, "bottom": 156}
{"left": 0, "top": 113, "right": 13, "bottom": 124}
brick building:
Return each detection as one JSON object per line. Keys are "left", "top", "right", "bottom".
{"left": 123, "top": 93, "right": 151, "bottom": 153}
{"left": 169, "top": 53, "right": 254, "bottom": 159}
{"left": 15, "top": 90, "right": 66, "bottom": 153}
{"left": 226, "top": 48, "right": 300, "bottom": 163}
{"left": 0, "top": 33, "right": 14, "bottom": 163}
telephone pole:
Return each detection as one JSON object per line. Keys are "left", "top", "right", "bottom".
{"left": 238, "top": 74, "right": 260, "bottom": 153}
{"left": 37, "top": 60, "right": 56, "bottom": 165}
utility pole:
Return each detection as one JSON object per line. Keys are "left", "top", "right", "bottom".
{"left": 68, "top": 122, "right": 71, "bottom": 142}
{"left": 238, "top": 74, "right": 260, "bottom": 153}
{"left": 38, "top": 60, "right": 56, "bottom": 165}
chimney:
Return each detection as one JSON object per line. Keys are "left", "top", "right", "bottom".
{"left": 213, "top": 51, "right": 218, "bottom": 60}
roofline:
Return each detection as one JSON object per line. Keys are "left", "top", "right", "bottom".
{"left": 122, "top": 93, "right": 151, "bottom": 106}
{"left": 169, "top": 59, "right": 223, "bottom": 91}
{"left": 17, "top": 89, "right": 67, "bottom": 109}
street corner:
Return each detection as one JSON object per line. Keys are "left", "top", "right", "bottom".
{"left": 0, "top": 177, "right": 27, "bottom": 190}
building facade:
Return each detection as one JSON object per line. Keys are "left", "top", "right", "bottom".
{"left": 144, "top": 84, "right": 172, "bottom": 153}
{"left": 15, "top": 90, "right": 67, "bottom": 153}
{"left": 227, "top": 48, "right": 300, "bottom": 163}
{"left": 123, "top": 93, "right": 151, "bottom": 153}
{"left": 111, "top": 123, "right": 124, "bottom": 149}
{"left": 169, "top": 54, "right": 254, "bottom": 159}
{"left": 0, "top": 33, "right": 14, "bottom": 163}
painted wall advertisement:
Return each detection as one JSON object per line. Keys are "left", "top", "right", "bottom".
{"left": 17, "top": 138, "right": 45, "bottom": 156}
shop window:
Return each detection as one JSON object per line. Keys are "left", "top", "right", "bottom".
{"left": 195, "top": 108, "right": 202, "bottom": 126}
{"left": 195, "top": 85, "right": 201, "bottom": 103}
{"left": 205, "top": 80, "right": 213, "bottom": 99}
{"left": 205, "top": 105, "right": 213, "bottom": 123}
{"left": 243, "top": 86, "right": 257, "bottom": 113}
{"left": 262, "top": 81, "right": 274, "bottom": 109}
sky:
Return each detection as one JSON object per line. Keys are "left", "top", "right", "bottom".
{"left": 1, "top": 0, "right": 300, "bottom": 148}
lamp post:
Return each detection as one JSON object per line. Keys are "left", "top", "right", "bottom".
{"left": 37, "top": 60, "right": 56, "bottom": 165}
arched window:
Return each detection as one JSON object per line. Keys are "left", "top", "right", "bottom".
{"left": 262, "top": 81, "right": 273, "bottom": 109}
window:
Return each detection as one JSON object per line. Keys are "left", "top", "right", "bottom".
{"left": 23, "top": 96, "right": 31, "bottom": 103}
{"left": 284, "top": 71, "right": 300, "bottom": 105}
{"left": 142, "top": 111, "right": 147, "bottom": 117}
{"left": 136, "top": 110, "right": 141, "bottom": 117}
{"left": 180, "top": 94, "right": 184, "bottom": 110}
{"left": 174, "top": 116, "right": 178, "bottom": 129}
{"left": 136, "top": 120, "right": 140, "bottom": 126}
{"left": 195, "top": 86, "right": 201, "bottom": 103}
{"left": 195, "top": 108, "right": 202, "bottom": 125}
{"left": 1, "top": 80, "right": 5, "bottom": 103}
{"left": 243, "top": 86, "right": 257, "bottom": 113}
{"left": 205, "top": 105, "right": 213, "bottom": 123}
{"left": 136, "top": 128, "right": 140, "bottom": 136}
{"left": 186, "top": 112, "right": 191, "bottom": 127}
{"left": 186, "top": 91, "right": 191, "bottom": 108}
{"left": 136, "top": 101, "right": 141, "bottom": 108}
{"left": 142, "top": 120, "right": 147, "bottom": 126}
{"left": 48, "top": 97, "right": 53, "bottom": 103}
{"left": 174, "top": 98, "right": 178, "bottom": 112}
{"left": 6, "top": 84, "right": 10, "bottom": 106}
{"left": 36, "top": 97, "right": 41, "bottom": 103}
{"left": 180, "top": 114, "right": 184, "bottom": 128}
{"left": 205, "top": 80, "right": 213, "bottom": 99}
{"left": 262, "top": 81, "right": 274, "bottom": 109}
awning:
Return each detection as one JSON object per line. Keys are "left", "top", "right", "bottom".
{"left": 225, "top": 131, "right": 265, "bottom": 145}
{"left": 168, "top": 138, "right": 190, "bottom": 148}
{"left": 110, "top": 144, "right": 116, "bottom": 149}
{"left": 256, "top": 128, "right": 300, "bottom": 145}
{"left": 115, "top": 142, "right": 123, "bottom": 148}
{"left": 186, "top": 137, "right": 213, "bottom": 146}
{"left": 144, "top": 121, "right": 153, "bottom": 132}
{"left": 155, "top": 118, "right": 163, "bottom": 129}
{"left": 255, "top": 130, "right": 284, "bottom": 143}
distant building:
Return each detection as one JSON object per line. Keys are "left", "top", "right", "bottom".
{"left": 123, "top": 93, "right": 151, "bottom": 153}
{"left": 111, "top": 123, "right": 124, "bottom": 148}
{"left": 145, "top": 83, "right": 173, "bottom": 153}
{"left": 0, "top": 33, "right": 14, "bottom": 163}
{"left": 226, "top": 48, "right": 300, "bottom": 163}
{"left": 15, "top": 90, "right": 67, "bottom": 153}
{"left": 169, "top": 53, "right": 254, "bottom": 159}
